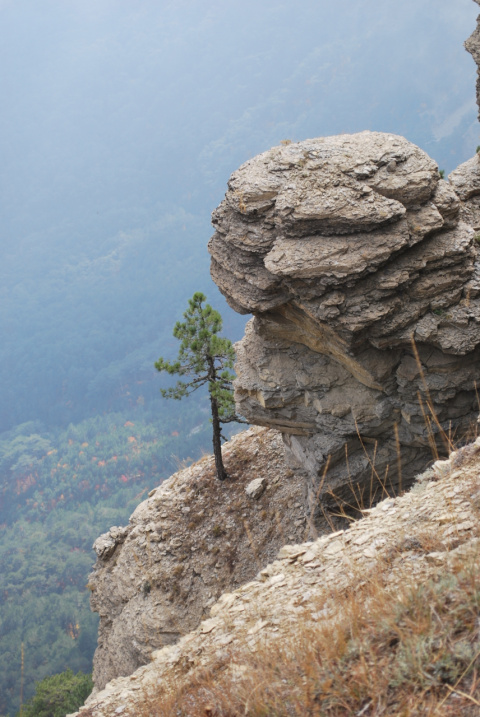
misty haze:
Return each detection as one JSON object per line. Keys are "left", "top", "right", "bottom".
{"left": 0, "top": 1, "right": 478, "bottom": 713}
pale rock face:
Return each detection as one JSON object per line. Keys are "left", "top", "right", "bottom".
{"left": 209, "top": 131, "right": 480, "bottom": 522}
{"left": 245, "top": 477, "right": 267, "bottom": 499}
{"left": 88, "top": 428, "right": 308, "bottom": 691}
{"left": 71, "top": 440, "right": 480, "bottom": 717}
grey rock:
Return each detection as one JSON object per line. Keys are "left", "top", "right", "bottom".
{"left": 465, "top": 0, "right": 480, "bottom": 122}
{"left": 88, "top": 428, "right": 309, "bottom": 692}
{"left": 71, "top": 436, "right": 480, "bottom": 717}
{"left": 245, "top": 477, "right": 267, "bottom": 499}
{"left": 93, "top": 527, "right": 128, "bottom": 560}
{"left": 449, "top": 155, "right": 480, "bottom": 201}
{"left": 210, "top": 132, "right": 480, "bottom": 525}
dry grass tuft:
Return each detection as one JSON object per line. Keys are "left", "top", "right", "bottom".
{"left": 134, "top": 541, "right": 480, "bottom": 716}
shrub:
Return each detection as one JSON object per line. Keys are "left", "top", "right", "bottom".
{"left": 20, "top": 669, "right": 93, "bottom": 717}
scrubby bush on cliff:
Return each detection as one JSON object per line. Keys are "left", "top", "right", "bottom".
{"left": 19, "top": 669, "right": 92, "bottom": 717}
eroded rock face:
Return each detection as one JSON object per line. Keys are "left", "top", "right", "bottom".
{"left": 209, "top": 132, "right": 480, "bottom": 521}
{"left": 89, "top": 427, "right": 307, "bottom": 691}
{"left": 72, "top": 440, "right": 480, "bottom": 716}
{"left": 465, "top": 0, "right": 480, "bottom": 121}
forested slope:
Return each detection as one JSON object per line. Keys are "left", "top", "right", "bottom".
{"left": 0, "top": 399, "right": 218, "bottom": 715}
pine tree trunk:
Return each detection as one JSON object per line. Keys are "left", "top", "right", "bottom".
{"left": 210, "top": 392, "right": 227, "bottom": 481}
{"left": 207, "top": 355, "right": 227, "bottom": 481}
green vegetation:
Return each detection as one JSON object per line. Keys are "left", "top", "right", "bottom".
{"left": 155, "top": 293, "right": 244, "bottom": 481}
{"left": 19, "top": 669, "right": 93, "bottom": 717}
{"left": 0, "top": 400, "right": 219, "bottom": 716}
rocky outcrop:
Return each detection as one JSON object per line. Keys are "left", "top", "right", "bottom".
{"left": 71, "top": 439, "right": 480, "bottom": 716}
{"left": 88, "top": 427, "right": 308, "bottom": 691}
{"left": 450, "top": 153, "right": 480, "bottom": 233}
{"left": 71, "top": 10, "right": 480, "bottom": 713}
{"left": 209, "top": 131, "right": 480, "bottom": 523}
{"left": 466, "top": 0, "right": 480, "bottom": 121}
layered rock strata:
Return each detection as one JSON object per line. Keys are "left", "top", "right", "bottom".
{"left": 89, "top": 427, "right": 307, "bottom": 691}
{"left": 209, "top": 131, "right": 480, "bottom": 522}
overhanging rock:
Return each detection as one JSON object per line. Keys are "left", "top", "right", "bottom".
{"left": 209, "top": 131, "right": 480, "bottom": 524}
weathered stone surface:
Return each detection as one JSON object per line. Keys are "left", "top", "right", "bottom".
{"left": 88, "top": 428, "right": 308, "bottom": 692}
{"left": 209, "top": 132, "right": 480, "bottom": 523}
{"left": 449, "top": 155, "right": 480, "bottom": 201}
{"left": 93, "top": 527, "right": 128, "bottom": 560}
{"left": 245, "top": 477, "right": 267, "bottom": 499}
{"left": 465, "top": 0, "right": 480, "bottom": 122}
{"left": 71, "top": 440, "right": 480, "bottom": 716}
{"left": 450, "top": 155, "right": 480, "bottom": 237}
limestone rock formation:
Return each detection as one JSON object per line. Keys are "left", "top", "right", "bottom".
{"left": 466, "top": 0, "right": 480, "bottom": 122}
{"left": 209, "top": 131, "right": 480, "bottom": 522}
{"left": 450, "top": 153, "right": 480, "bottom": 233}
{"left": 71, "top": 439, "right": 480, "bottom": 716}
{"left": 88, "top": 427, "right": 307, "bottom": 691}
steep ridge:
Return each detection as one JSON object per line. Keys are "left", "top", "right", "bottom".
{"left": 209, "top": 131, "right": 480, "bottom": 524}
{"left": 87, "top": 428, "right": 308, "bottom": 691}
{"left": 71, "top": 438, "right": 480, "bottom": 715}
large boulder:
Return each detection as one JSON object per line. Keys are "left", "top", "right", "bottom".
{"left": 209, "top": 132, "right": 480, "bottom": 522}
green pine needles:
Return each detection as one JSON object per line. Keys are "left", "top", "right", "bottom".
{"left": 155, "top": 293, "right": 244, "bottom": 481}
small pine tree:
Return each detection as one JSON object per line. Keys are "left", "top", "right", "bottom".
{"left": 155, "top": 292, "right": 244, "bottom": 481}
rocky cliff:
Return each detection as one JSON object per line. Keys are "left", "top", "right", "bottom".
{"left": 74, "top": 4, "right": 480, "bottom": 711}
{"left": 71, "top": 439, "right": 480, "bottom": 715}
{"left": 88, "top": 427, "right": 308, "bottom": 691}
{"left": 209, "top": 131, "right": 480, "bottom": 524}
{"left": 466, "top": 0, "right": 480, "bottom": 121}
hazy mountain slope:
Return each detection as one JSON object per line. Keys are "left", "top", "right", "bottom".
{"left": 0, "top": 0, "right": 478, "bottom": 433}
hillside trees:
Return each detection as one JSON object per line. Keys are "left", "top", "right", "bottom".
{"left": 20, "top": 669, "right": 93, "bottom": 717}
{"left": 0, "top": 403, "right": 213, "bottom": 715}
